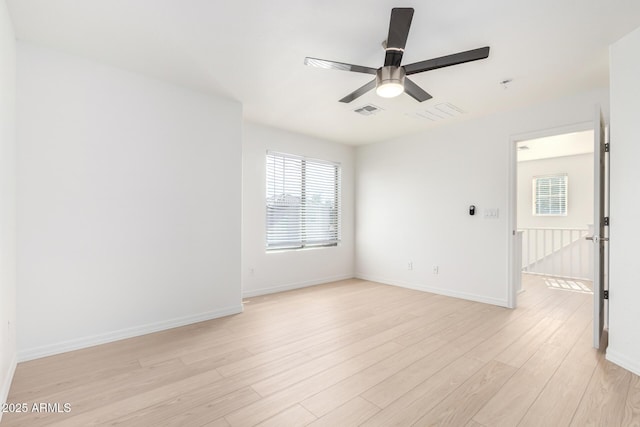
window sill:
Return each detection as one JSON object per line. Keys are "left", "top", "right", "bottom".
{"left": 266, "top": 244, "right": 339, "bottom": 254}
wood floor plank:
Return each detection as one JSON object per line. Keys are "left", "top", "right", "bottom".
{"left": 360, "top": 339, "right": 477, "bottom": 410}
{"left": 4, "top": 275, "right": 637, "bottom": 427}
{"left": 239, "top": 286, "right": 431, "bottom": 356}
{"left": 4, "top": 358, "right": 197, "bottom": 427}
{"left": 225, "top": 341, "right": 403, "bottom": 426}
{"left": 253, "top": 404, "right": 316, "bottom": 427}
{"left": 393, "top": 302, "right": 499, "bottom": 348}
{"left": 45, "top": 369, "right": 224, "bottom": 427}
{"left": 493, "top": 316, "right": 563, "bottom": 368}
{"left": 624, "top": 374, "right": 640, "bottom": 426}
{"left": 136, "top": 280, "right": 388, "bottom": 367}
{"left": 570, "top": 354, "right": 633, "bottom": 426}
{"left": 472, "top": 301, "right": 591, "bottom": 427}
{"left": 172, "top": 350, "right": 315, "bottom": 411}
{"left": 307, "top": 397, "right": 380, "bottom": 427}
{"left": 299, "top": 334, "right": 448, "bottom": 417}
{"left": 202, "top": 419, "right": 230, "bottom": 427}
{"left": 361, "top": 355, "right": 486, "bottom": 427}
{"left": 360, "top": 301, "right": 525, "bottom": 410}
{"left": 110, "top": 386, "right": 261, "bottom": 426}
{"left": 518, "top": 323, "right": 599, "bottom": 427}
{"left": 466, "top": 306, "right": 563, "bottom": 364}
{"left": 473, "top": 343, "right": 576, "bottom": 426}
{"left": 412, "top": 360, "right": 517, "bottom": 426}
{"left": 213, "top": 309, "right": 421, "bottom": 378}
{"left": 249, "top": 314, "right": 439, "bottom": 398}
{"left": 390, "top": 307, "right": 469, "bottom": 347}
{"left": 7, "top": 357, "right": 142, "bottom": 403}
{"left": 181, "top": 286, "right": 429, "bottom": 374}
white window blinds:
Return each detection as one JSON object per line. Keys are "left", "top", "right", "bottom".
{"left": 533, "top": 174, "right": 568, "bottom": 216}
{"left": 266, "top": 151, "right": 341, "bottom": 250}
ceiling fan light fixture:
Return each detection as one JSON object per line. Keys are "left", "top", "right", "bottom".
{"left": 376, "top": 66, "right": 405, "bottom": 98}
{"left": 376, "top": 82, "right": 404, "bottom": 98}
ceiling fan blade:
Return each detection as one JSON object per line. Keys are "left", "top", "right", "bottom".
{"left": 339, "top": 79, "right": 376, "bottom": 103}
{"left": 384, "top": 8, "right": 414, "bottom": 67}
{"left": 404, "top": 78, "right": 433, "bottom": 102}
{"left": 304, "top": 57, "right": 377, "bottom": 75}
{"left": 404, "top": 46, "right": 490, "bottom": 75}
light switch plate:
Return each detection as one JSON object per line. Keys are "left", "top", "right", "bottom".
{"left": 484, "top": 208, "right": 499, "bottom": 219}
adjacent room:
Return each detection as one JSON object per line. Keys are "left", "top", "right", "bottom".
{"left": 1, "top": 1, "right": 640, "bottom": 425}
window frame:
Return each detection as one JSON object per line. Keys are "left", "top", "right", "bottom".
{"left": 532, "top": 173, "right": 568, "bottom": 217}
{"left": 265, "top": 151, "right": 341, "bottom": 251}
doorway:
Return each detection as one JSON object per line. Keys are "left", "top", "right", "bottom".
{"left": 517, "top": 129, "right": 595, "bottom": 285}
{"left": 509, "top": 122, "right": 594, "bottom": 308}
{"left": 508, "top": 113, "right": 609, "bottom": 349}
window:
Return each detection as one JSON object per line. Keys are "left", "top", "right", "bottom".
{"left": 266, "top": 151, "right": 341, "bottom": 250}
{"left": 533, "top": 174, "right": 568, "bottom": 216}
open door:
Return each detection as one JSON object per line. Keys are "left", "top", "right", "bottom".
{"left": 589, "top": 106, "right": 608, "bottom": 349}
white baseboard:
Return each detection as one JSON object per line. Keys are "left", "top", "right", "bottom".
{"left": 606, "top": 347, "right": 640, "bottom": 377}
{"left": 355, "top": 273, "right": 509, "bottom": 308}
{"left": 17, "top": 305, "right": 243, "bottom": 362}
{"left": 242, "top": 274, "right": 355, "bottom": 298}
{"left": 0, "top": 353, "right": 17, "bottom": 422}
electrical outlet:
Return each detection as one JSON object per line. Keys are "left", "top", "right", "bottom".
{"left": 433, "top": 265, "right": 439, "bottom": 274}
{"left": 408, "top": 261, "right": 413, "bottom": 270}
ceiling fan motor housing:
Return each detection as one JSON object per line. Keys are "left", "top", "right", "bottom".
{"left": 376, "top": 66, "right": 406, "bottom": 97}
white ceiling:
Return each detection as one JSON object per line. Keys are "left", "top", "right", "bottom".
{"left": 517, "top": 130, "right": 594, "bottom": 162}
{"left": 7, "top": 0, "right": 640, "bottom": 145}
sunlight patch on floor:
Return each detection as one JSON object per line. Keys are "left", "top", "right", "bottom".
{"left": 544, "top": 278, "right": 593, "bottom": 294}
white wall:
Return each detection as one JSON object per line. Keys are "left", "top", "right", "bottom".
{"left": 356, "top": 89, "right": 608, "bottom": 307}
{"left": 242, "top": 122, "right": 355, "bottom": 297}
{"left": 17, "top": 43, "right": 243, "bottom": 360}
{"left": 608, "top": 25, "right": 640, "bottom": 376}
{"left": 0, "top": 0, "right": 17, "bottom": 411}
{"left": 517, "top": 153, "right": 594, "bottom": 229}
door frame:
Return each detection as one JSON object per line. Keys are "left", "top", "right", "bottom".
{"left": 507, "top": 121, "right": 593, "bottom": 308}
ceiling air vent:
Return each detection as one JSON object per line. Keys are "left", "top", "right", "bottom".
{"left": 406, "top": 102, "right": 466, "bottom": 121}
{"left": 354, "top": 104, "right": 383, "bottom": 116}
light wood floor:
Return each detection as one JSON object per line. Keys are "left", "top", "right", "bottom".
{"left": 3, "top": 275, "right": 639, "bottom": 426}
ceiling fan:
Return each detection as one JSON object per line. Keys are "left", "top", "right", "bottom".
{"left": 304, "top": 8, "right": 490, "bottom": 103}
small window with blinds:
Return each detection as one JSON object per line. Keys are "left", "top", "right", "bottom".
{"left": 266, "top": 151, "right": 341, "bottom": 250}
{"left": 533, "top": 174, "right": 568, "bottom": 216}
